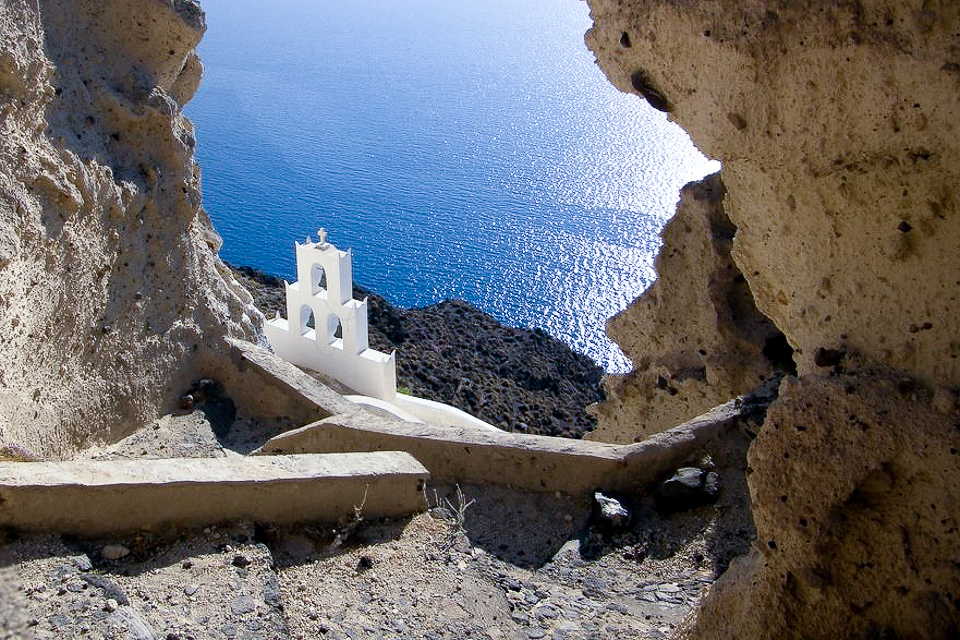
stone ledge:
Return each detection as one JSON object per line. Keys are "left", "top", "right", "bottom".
{"left": 0, "top": 452, "right": 429, "bottom": 535}
{"left": 255, "top": 401, "right": 740, "bottom": 495}
{"left": 225, "top": 337, "right": 359, "bottom": 419}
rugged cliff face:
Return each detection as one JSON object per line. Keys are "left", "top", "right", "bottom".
{"left": 587, "top": 0, "right": 959, "bottom": 385}
{"left": 585, "top": 0, "right": 960, "bottom": 636}
{"left": 0, "top": 0, "right": 259, "bottom": 458}
{"left": 591, "top": 173, "right": 789, "bottom": 443}
{"left": 4, "top": 0, "right": 958, "bottom": 634}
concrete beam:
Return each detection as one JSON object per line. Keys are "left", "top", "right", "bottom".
{"left": 225, "top": 337, "right": 360, "bottom": 418}
{"left": 0, "top": 452, "right": 428, "bottom": 535}
{"left": 255, "top": 402, "right": 740, "bottom": 495}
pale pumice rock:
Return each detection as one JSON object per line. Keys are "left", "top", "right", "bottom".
{"left": 585, "top": 0, "right": 960, "bottom": 385}
{"left": 0, "top": 0, "right": 260, "bottom": 458}
{"left": 687, "top": 373, "right": 960, "bottom": 639}
{"left": 584, "top": 0, "right": 960, "bottom": 636}
{"left": 589, "top": 173, "right": 789, "bottom": 443}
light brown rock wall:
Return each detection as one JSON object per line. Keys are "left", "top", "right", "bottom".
{"left": 0, "top": 0, "right": 259, "bottom": 458}
{"left": 688, "top": 373, "right": 960, "bottom": 638}
{"left": 591, "top": 173, "right": 788, "bottom": 442}
{"left": 586, "top": 0, "right": 960, "bottom": 384}
{"left": 584, "top": 0, "right": 960, "bottom": 636}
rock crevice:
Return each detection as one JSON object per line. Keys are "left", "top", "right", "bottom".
{"left": 591, "top": 173, "right": 789, "bottom": 443}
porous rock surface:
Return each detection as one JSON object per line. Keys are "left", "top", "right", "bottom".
{"left": 695, "top": 373, "right": 960, "bottom": 639}
{"left": 3, "top": 0, "right": 958, "bottom": 636}
{"left": 587, "top": 0, "right": 960, "bottom": 384}
{"left": 585, "top": 0, "right": 960, "bottom": 636}
{"left": 590, "top": 173, "right": 789, "bottom": 443}
{"left": 0, "top": 0, "right": 259, "bottom": 458}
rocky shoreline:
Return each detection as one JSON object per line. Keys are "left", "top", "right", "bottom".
{"left": 231, "top": 266, "right": 605, "bottom": 438}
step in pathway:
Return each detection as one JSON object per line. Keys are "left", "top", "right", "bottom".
{"left": 0, "top": 452, "right": 428, "bottom": 535}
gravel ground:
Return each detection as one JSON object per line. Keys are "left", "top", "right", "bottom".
{"left": 2, "top": 478, "right": 749, "bottom": 640}
{"left": 1, "top": 395, "right": 755, "bottom": 639}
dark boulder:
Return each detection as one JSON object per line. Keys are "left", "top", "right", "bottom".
{"left": 653, "top": 467, "right": 720, "bottom": 514}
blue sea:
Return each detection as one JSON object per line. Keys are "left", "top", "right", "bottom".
{"left": 186, "top": 0, "right": 718, "bottom": 372}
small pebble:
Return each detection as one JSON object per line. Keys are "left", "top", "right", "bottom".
{"left": 48, "top": 614, "right": 70, "bottom": 628}
{"left": 229, "top": 595, "right": 257, "bottom": 615}
{"left": 534, "top": 605, "right": 559, "bottom": 620}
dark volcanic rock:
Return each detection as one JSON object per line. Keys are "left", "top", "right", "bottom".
{"left": 653, "top": 467, "right": 720, "bottom": 514}
{"left": 231, "top": 265, "right": 604, "bottom": 438}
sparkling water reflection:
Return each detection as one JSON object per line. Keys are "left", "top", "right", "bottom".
{"left": 187, "top": 0, "right": 719, "bottom": 372}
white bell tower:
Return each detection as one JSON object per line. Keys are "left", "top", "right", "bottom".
{"left": 263, "top": 230, "right": 397, "bottom": 400}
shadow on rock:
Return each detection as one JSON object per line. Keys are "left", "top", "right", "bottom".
{"left": 430, "top": 482, "right": 590, "bottom": 569}
{"left": 255, "top": 516, "right": 414, "bottom": 570}
{"left": 179, "top": 378, "right": 236, "bottom": 440}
